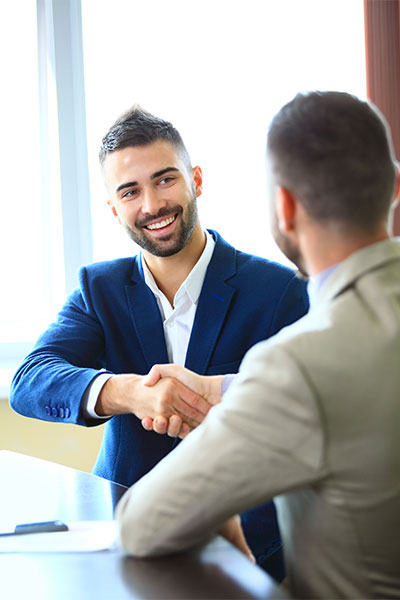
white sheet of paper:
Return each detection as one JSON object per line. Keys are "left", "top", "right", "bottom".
{"left": 0, "top": 521, "right": 118, "bottom": 553}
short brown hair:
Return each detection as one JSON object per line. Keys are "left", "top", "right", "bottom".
{"left": 267, "top": 91, "right": 397, "bottom": 233}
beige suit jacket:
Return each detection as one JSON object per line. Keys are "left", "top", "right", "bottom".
{"left": 116, "top": 239, "right": 400, "bottom": 599}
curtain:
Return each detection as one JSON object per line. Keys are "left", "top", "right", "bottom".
{"left": 364, "top": 0, "right": 400, "bottom": 235}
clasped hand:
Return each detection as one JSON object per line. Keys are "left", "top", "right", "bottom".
{"left": 142, "top": 365, "right": 223, "bottom": 438}
{"left": 96, "top": 366, "right": 223, "bottom": 439}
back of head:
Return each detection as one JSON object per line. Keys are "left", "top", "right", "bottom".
{"left": 267, "top": 91, "right": 397, "bottom": 234}
{"left": 99, "top": 105, "right": 191, "bottom": 170}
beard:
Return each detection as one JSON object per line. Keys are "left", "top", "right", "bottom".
{"left": 122, "top": 196, "right": 198, "bottom": 257}
{"left": 271, "top": 211, "right": 309, "bottom": 279}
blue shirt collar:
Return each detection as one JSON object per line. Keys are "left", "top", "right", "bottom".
{"left": 307, "top": 263, "right": 341, "bottom": 308}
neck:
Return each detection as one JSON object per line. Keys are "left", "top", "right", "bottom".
{"left": 301, "top": 223, "right": 390, "bottom": 277}
{"left": 143, "top": 223, "right": 206, "bottom": 305}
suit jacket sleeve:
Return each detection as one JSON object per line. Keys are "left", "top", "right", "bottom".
{"left": 115, "top": 339, "right": 325, "bottom": 557}
{"left": 10, "top": 266, "right": 111, "bottom": 426}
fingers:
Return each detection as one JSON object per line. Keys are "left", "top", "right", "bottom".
{"left": 166, "top": 415, "right": 182, "bottom": 437}
{"left": 141, "top": 417, "right": 153, "bottom": 431}
{"left": 143, "top": 366, "right": 163, "bottom": 387}
{"left": 141, "top": 414, "right": 192, "bottom": 438}
{"left": 141, "top": 415, "right": 169, "bottom": 434}
{"left": 154, "top": 378, "right": 212, "bottom": 428}
{"left": 144, "top": 364, "right": 200, "bottom": 393}
{"left": 145, "top": 365, "right": 223, "bottom": 407}
{"left": 143, "top": 364, "right": 184, "bottom": 387}
{"left": 153, "top": 416, "right": 168, "bottom": 434}
{"left": 141, "top": 371, "right": 214, "bottom": 429}
{"left": 178, "top": 422, "right": 191, "bottom": 439}
{"left": 232, "top": 526, "right": 256, "bottom": 563}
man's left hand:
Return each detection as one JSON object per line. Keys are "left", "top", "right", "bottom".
{"left": 219, "top": 515, "right": 255, "bottom": 563}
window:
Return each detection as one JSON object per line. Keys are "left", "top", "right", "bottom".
{"left": 0, "top": 0, "right": 90, "bottom": 391}
{"left": 81, "top": 0, "right": 366, "bottom": 264}
{"left": 2, "top": 0, "right": 366, "bottom": 392}
{"left": 0, "top": 1, "right": 64, "bottom": 389}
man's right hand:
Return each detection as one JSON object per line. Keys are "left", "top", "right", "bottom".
{"left": 139, "top": 365, "right": 224, "bottom": 438}
{"left": 95, "top": 373, "right": 212, "bottom": 429}
{"left": 144, "top": 364, "right": 223, "bottom": 406}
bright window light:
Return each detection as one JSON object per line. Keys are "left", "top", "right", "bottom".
{"left": 0, "top": 2, "right": 64, "bottom": 348}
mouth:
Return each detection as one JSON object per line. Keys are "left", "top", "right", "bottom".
{"left": 145, "top": 214, "right": 177, "bottom": 231}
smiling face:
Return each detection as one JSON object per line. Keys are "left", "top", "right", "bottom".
{"left": 103, "top": 140, "right": 202, "bottom": 257}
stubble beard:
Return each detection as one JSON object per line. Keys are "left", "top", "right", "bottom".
{"left": 122, "top": 196, "right": 198, "bottom": 257}
{"left": 271, "top": 211, "right": 309, "bottom": 278}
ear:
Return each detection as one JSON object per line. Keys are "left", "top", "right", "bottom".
{"left": 276, "top": 186, "right": 296, "bottom": 233}
{"left": 107, "top": 199, "right": 121, "bottom": 224}
{"left": 393, "top": 163, "right": 400, "bottom": 208}
{"left": 192, "top": 166, "right": 203, "bottom": 198}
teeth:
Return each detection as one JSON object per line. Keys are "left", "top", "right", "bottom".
{"left": 147, "top": 216, "right": 175, "bottom": 230}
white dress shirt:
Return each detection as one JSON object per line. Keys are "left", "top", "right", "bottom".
{"left": 83, "top": 230, "right": 215, "bottom": 419}
{"left": 142, "top": 230, "right": 215, "bottom": 365}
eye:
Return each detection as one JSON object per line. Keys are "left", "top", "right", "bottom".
{"left": 159, "top": 176, "right": 175, "bottom": 185}
{"left": 121, "top": 188, "right": 139, "bottom": 200}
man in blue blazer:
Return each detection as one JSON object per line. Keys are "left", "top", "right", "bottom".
{"left": 10, "top": 106, "right": 308, "bottom": 577}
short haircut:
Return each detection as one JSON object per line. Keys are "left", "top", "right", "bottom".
{"left": 267, "top": 91, "right": 397, "bottom": 233}
{"left": 99, "top": 105, "right": 192, "bottom": 170}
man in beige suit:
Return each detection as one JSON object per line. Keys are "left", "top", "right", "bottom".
{"left": 115, "top": 91, "right": 400, "bottom": 599}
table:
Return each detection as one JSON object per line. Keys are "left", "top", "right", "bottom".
{"left": 0, "top": 451, "right": 286, "bottom": 599}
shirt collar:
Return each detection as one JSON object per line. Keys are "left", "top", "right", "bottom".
{"left": 141, "top": 230, "right": 215, "bottom": 306}
{"left": 307, "top": 262, "right": 341, "bottom": 308}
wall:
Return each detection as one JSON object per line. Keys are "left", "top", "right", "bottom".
{"left": 0, "top": 398, "right": 104, "bottom": 473}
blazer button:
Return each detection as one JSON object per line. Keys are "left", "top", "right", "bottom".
{"left": 58, "top": 407, "right": 65, "bottom": 418}
{"left": 64, "top": 408, "right": 71, "bottom": 418}
{"left": 45, "top": 406, "right": 51, "bottom": 416}
{"left": 51, "top": 407, "right": 58, "bottom": 417}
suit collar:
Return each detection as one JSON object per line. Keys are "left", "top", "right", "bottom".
{"left": 139, "top": 230, "right": 215, "bottom": 308}
{"left": 125, "top": 230, "right": 239, "bottom": 374}
{"left": 184, "top": 230, "right": 238, "bottom": 374}
{"left": 128, "top": 229, "right": 236, "bottom": 283}
{"left": 317, "top": 239, "right": 400, "bottom": 305}
{"left": 125, "top": 256, "right": 169, "bottom": 370}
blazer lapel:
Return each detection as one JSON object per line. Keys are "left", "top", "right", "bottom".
{"left": 124, "top": 257, "right": 169, "bottom": 370}
{"left": 185, "top": 231, "right": 237, "bottom": 374}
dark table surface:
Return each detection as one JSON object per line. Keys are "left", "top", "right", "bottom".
{"left": 0, "top": 451, "right": 286, "bottom": 600}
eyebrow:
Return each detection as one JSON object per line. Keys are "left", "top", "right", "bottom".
{"left": 115, "top": 167, "right": 180, "bottom": 194}
{"left": 150, "top": 167, "right": 180, "bottom": 180}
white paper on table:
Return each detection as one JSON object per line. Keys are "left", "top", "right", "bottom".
{"left": 0, "top": 521, "right": 119, "bottom": 553}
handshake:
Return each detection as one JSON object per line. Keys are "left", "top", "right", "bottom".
{"left": 98, "top": 365, "right": 255, "bottom": 562}
{"left": 96, "top": 365, "right": 225, "bottom": 439}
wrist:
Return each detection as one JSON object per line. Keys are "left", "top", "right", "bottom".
{"left": 96, "top": 373, "right": 143, "bottom": 416}
{"left": 208, "top": 375, "right": 223, "bottom": 405}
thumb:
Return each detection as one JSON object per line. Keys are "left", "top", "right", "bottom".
{"left": 219, "top": 516, "right": 256, "bottom": 563}
{"left": 143, "top": 365, "right": 162, "bottom": 387}
{"left": 234, "top": 531, "right": 256, "bottom": 563}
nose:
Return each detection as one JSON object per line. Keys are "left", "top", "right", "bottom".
{"left": 141, "top": 186, "right": 165, "bottom": 216}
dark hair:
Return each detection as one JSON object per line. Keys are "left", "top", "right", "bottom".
{"left": 267, "top": 91, "right": 397, "bottom": 233}
{"left": 99, "top": 105, "right": 192, "bottom": 170}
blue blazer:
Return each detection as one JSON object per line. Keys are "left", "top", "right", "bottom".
{"left": 11, "top": 230, "right": 308, "bottom": 560}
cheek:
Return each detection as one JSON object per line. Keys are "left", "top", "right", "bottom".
{"left": 115, "top": 203, "right": 138, "bottom": 224}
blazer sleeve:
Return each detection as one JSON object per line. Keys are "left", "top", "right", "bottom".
{"left": 10, "top": 267, "right": 111, "bottom": 427}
